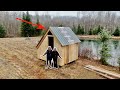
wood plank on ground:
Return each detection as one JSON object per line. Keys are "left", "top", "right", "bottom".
{"left": 84, "top": 65, "right": 120, "bottom": 79}
{"left": 84, "top": 67, "right": 115, "bottom": 79}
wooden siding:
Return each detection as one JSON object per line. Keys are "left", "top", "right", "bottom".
{"left": 54, "top": 35, "right": 64, "bottom": 66}
{"left": 37, "top": 30, "right": 80, "bottom": 66}
{"left": 37, "top": 35, "right": 48, "bottom": 61}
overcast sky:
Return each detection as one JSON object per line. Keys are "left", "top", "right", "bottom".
{"left": 23, "top": 11, "right": 78, "bottom": 16}
{"left": 21, "top": 11, "right": 120, "bottom": 17}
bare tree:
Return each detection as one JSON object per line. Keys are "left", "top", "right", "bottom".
{"left": 0, "top": 11, "right": 120, "bottom": 37}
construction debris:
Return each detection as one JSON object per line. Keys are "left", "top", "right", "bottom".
{"left": 84, "top": 65, "right": 120, "bottom": 79}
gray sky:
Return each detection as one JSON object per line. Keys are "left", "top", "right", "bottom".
{"left": 22, "top": 11, "right": 120, "bottom": 17}
{"left": 24, "top": 11, "right": 78, "bottom": 16}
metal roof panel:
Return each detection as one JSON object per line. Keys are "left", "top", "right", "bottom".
{"left": 49, "top": 27, "right": 80, "bottom": 46}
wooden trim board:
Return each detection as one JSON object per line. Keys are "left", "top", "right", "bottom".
{"left": 36, "top": 29, "right": 49, "bottom": 49}
{"left": 84, "top": 67, "right": 115, "bottom": 79}
{"left": 84, "top": 65, "right": 120, "bottom": 79}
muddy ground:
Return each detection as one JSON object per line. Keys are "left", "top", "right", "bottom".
{"left": 0, "top": 37, "right": 119, "bottom": 79}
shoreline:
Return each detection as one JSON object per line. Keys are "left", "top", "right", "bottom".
{"left": 77, "top": 35, "right": 120, "bottom": 40}
{"left": 1, "top": 35, "right": 120, "bottom": 40}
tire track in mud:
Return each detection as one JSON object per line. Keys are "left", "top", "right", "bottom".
{"left": 0, "top": 39, "right": 46, "bottom": 79}
{"left": 0, "top": 38, "right": 78, "bottom": 79}
{"left": 0, "top": 57, "right": 26, "bottom": 79}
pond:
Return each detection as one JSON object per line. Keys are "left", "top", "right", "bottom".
{"left": 79, "top": 39, "right": 120, "bottom": 66}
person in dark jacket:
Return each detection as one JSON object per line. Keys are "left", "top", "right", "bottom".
{"left": 52, "top": 47, "right": 62, "bottom": 68}
{"left": 43, "top": 46, "right": 53, "bottom": 69}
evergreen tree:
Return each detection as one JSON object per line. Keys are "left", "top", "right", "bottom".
{"left": 93, "top": 27, "right": 98, "bottom": 35}
{"left": 77, "top": 24, "right": 80, "bottom": 34}
{"left": 97, "top": 25, "right": 102, "bottom": 33}
{"left": 77, "top": 24, "right": 84, "bottom": 35}
{"left": 81, "top": 26, "right": 84, "bottom": 35}
{"left": 93, "top": 25, "right": 103, "bottom": 35}
{"left": 99, "top": 28, "right": 111, "bottom": 65}
{"left": 21, "top": 11, "right": 34, "bottom": 37}
{"left": 25, "top": 11, "right": 34, "bottom": 37}
{"left": 0, "top": 24, "right": 6, "bottom": 38}
{"left": 21, "top": 12, "right": 26, "bottom": 37}
{"left": 72, "top": 23, "right": 77, "bottom": 34}
{"left": 113, "top": 27, "right": 120, "bottom": 36}
{"left": 34, "top": 17, "right": 42, "bottom": 36}
{"left": 89, "top": 28, "right": 92, "bottom": 35}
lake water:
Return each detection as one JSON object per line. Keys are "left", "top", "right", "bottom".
{"left": 79, "top": 39, "right": 120, "bottom": 66}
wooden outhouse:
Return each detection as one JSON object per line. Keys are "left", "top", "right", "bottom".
{"left": 36, "top": 27, "right": 81, "bottom": 66}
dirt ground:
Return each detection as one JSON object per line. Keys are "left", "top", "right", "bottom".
{"left": 0, "top": 37, "right": 119, "bottom": 79}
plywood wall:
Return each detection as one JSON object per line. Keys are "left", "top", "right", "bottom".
{"left": 78, "top": 43, "right": 80, "bottom": 57}
{"left": 69, "top": 44, "right": 75, "bottom": 62}
{"left": 53, "top": 36, "right": 79, "bottom": 66}
{"left": 64, "top": 46, "right": 69, "bottom": 64}
{"left": 68, "top": 43, "right": 79, "bottom": 63}
{"left": 37, "top": 32, "right": 80, "bottom": 66}
{"left": 37, "top": 35, "right": 48, "bottom": 61}
{"left": 54, "top": 36, "right": 65, "bottom": 66}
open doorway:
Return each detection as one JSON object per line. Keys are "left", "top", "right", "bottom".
{"left": 48, "top": 37, "right": 54, "bottom": 49}
{"left": 48, "top": 31, "right": 54, "bottom": 49}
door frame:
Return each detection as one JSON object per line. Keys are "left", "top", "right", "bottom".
{"left": 48, "top": 35, "right": 54, "bottom": 49}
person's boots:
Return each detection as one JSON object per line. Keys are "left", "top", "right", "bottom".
{"left": 45, "top": 65, "right": 49, "bottom": 69}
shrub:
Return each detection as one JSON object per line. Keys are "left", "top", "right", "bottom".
{"left": 98, "top": 28, "right": 111, "bottom": 65}
{"left": 113, "top": 27, "right": 120, "bottom": 36}
{"left": 0, "top": 24, "right": 6, "bottom": 38}
{"left": 79, "top": 48, "right": 94, "bottom": 60}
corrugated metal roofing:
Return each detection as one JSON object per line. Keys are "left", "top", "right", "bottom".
{"left": 49, "top": 27, "right": 81, "bottom": 46}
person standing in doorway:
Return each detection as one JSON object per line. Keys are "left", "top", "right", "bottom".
{"left": 52, "top": 47, "right": 62, "bottom": 69}
{"left": 43, "top": 46, "right": 53, "bottom": 69}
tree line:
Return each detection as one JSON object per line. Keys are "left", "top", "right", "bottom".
{"left": 1, "top": 11, "right": 120, "bottom": 37}
{"left": 72, "top": 24, "right": 120, "bottom": 36}
{"left": 0, "top": 11, "right": 45, "bottom": 37}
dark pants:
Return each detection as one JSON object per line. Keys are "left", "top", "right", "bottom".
{"left": 47, "top": 59, "right": 52, "bottom": 66}
{"left": 53, "top": 58, "right": 58, "bottom": 68}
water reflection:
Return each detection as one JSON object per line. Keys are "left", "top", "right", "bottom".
{"left": 80, "top": 39, "right": 120, "bottom": 66}
{"left": 113, "top": 40, "right": 119, "bottom": 49}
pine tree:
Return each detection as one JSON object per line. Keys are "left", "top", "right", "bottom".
{"left": 92, "top": 25, "right": 102, "bottom": 35}
{"left": 21, "top": 11, "right": 34, "bottom": 37}
{"left": 21, "top": 12, "right": 26, "bottom": 37}
{"left": 77, "top": 24, "right": 84, "bottom": 35}
{"left": 72, "top": 23, "right": 77, "bottom": 34}
{"left": 0, "top": 24, "right": 6, "bottom": 38}
{"left": 77, "top": 24, "right": 81, "bottom": 35}
{"left": 81, "top": 26, "right": 84, "bottom": 35}
{"left": 25, "top": 11, "right": 34, "bottom": 37}
{"left": 97, "top": 25, "right": 102, "bottom": 34}
{"left": 93, "top": 27, "right": 98, "bottom": 35}
{"left": 34, "top": 17, "right": 42, "bottom": 36}
{"left": 113, "top": 27, "right": 120, "bottom": 36}
{"left": 89, "top": 28, "right": 92, "bottom": 35}
{"left": 99, "top": 28, "right": 111, "bottom": 65}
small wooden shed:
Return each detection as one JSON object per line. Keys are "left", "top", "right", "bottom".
{"left": 36, "top": 27, "right": 81, "bottom": 66}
